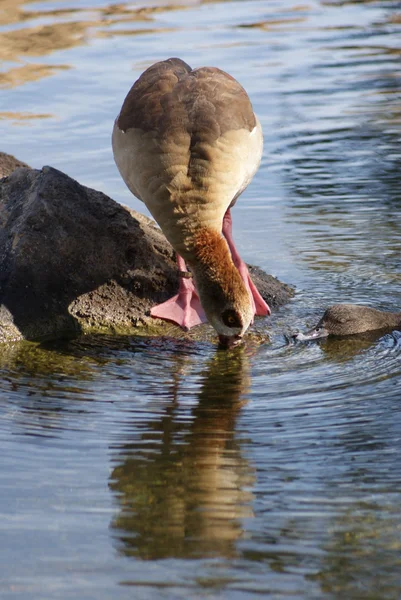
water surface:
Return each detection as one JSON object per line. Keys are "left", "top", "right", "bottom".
{"left": 1, "top": 0, "right": 401, "bottom": 598}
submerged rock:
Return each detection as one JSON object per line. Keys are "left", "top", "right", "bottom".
{"left": 0, "top": 161, "right": 293, "bottom": 343}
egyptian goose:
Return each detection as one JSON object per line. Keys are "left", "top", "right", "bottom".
{"left": 294, "top": 304, "right": 401, "bottom": 340}
{"left": 112, "top": 58, "right": 270, "bottom": 346}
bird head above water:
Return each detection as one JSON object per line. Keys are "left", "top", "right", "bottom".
{"left": 293, "top": 303, "right": 401, "bottom": 341}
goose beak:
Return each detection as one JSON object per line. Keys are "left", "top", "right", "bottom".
{"left": 218, "top": 334, "right": 243, "bottom": 348}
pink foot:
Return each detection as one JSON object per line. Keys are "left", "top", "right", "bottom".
{"left": 222, "top": 210, "right": 271, "bottom": 317}
{"left": 150, "top": 257, "right": 207, "bottom": 331}
{"left": 236, "top": 263, "right": 271, "bottom": 317}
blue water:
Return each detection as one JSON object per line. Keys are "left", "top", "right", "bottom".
{"left": 1, "top": 1, "right": 401, "bottom": 598}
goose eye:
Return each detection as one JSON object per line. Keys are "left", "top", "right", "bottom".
{"left": 222, "top": 309, "right": 242, "bottom": 329}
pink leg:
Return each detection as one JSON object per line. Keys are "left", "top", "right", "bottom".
{"left": 222, "top": 210, "right": 271, "bottom": 317}
{"left": 150, "top": 255, "right": 207, "bottom": 331}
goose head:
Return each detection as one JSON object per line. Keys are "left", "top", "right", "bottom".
{"left": 188, "top": 230, "right": 254, "bottom": 347}
{"left": 195, "top": 269, "right": 254, "bottom": 347}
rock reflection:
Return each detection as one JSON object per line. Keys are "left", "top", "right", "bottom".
{"left": 109, "top": 345, "right": 256, "bottom": 559}
{"left": 0, "top": 1, "right": 181, "bottom": 90}
{"left": 311, "top": 503, "right": 401, "bottom": 598}
{"left": 0, "top": 64, "right": 70, "bottom": 89}
{"left": 0, "top": 339, "right": 98, "bottom": 438}
{"left": 0, "top": 110, "right": 53, "bottom": 123}
{"left": 0, "top": 338, "right": 95, "bottom": 380}
{"left": 0, "top": 1, "right": 81, "bottom": 27}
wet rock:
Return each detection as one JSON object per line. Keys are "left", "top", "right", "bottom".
{"left": 0, "top": 163, "right": 294, "bottom": 343}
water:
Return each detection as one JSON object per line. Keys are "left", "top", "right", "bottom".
{"left": 1, "top": 0, "right": 401, "bottom": 598}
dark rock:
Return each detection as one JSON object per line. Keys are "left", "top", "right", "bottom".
{"left": 0, "top": 164, "right": 294, "bottom": 343}
{"left": 0, "top": 166, "right": 178, "bottom": 342}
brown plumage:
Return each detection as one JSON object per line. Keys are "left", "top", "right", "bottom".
{"left": 117, "top": 60, "right": 256, "bottom": 137}
{"left": 112, "top": 58, "right": 270, "bottom": 345}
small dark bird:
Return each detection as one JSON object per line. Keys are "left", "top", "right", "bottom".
{"left": 294, "top": 304, "right": 401, "bottom": 340}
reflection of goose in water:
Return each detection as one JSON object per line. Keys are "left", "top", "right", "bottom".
{"left": 109, "top": 345, "right": 257, "bottom": 560}
{"left": 294, "top": 304, "right": 401, "bottom": 341}
{"left": 112, "top": 58, "right": 270, "bottom": 347}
